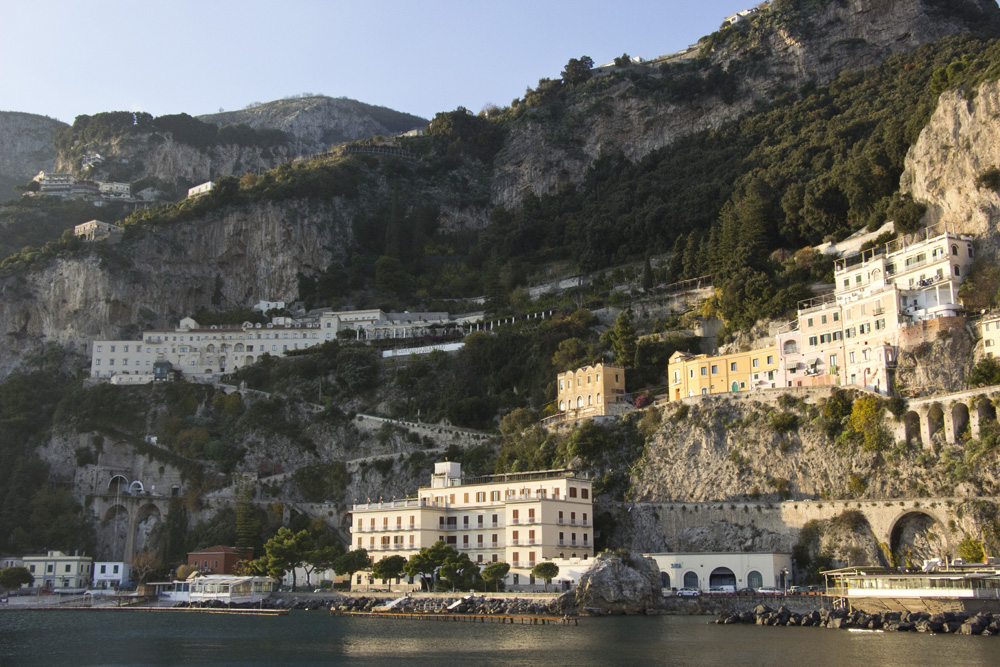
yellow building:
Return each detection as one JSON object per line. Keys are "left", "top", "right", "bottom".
{"left": 979, "top": 314, "right": 1000, "bottom": 359}
{"left": 554, "top": 363, "right": 626, "bottom": 419}
{"left": 667, "top": 347, "right": 780, "bottom": 401}
{"left": 350, "top": 462, "right": 594, "bottom": 588}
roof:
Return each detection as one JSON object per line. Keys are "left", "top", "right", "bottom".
{"left": 187, "top": 545, "right": 246, "bottom": 556}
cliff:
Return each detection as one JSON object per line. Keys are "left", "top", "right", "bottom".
{"left": 0, "top": 198, "right": 349, "bottom": 376}
{"left": 902, "top": 78, "right": 1000, "bottom": 251}
{"left": 0, "top": 112, "right": 65, "bottom": 198}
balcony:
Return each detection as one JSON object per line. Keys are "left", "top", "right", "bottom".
{"left": 558, "top": 540, "right": 566, "bottom": 546}
{"left": 570, "top": 520, "right": 578, "bottom": 526}
{"left": 511, "top": 539, "right": 520, "bottom": 546}
{"left": 570, "top": 540, "right": 578, "bottom": 547}
{"left": 511, "top": 518, "right": 520, "bottom": 525}
{"left": 528, "top": 560, "right": 536, "bottom": 568}
{"left": 527, "top": 539, "right": 536, "bottom": 546}
{"left": 511, "top": 561, "right": 521, "bottom": 568}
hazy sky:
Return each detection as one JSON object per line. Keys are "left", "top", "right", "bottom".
{"left": 4, "top": 0, "right": 760, "bottom": 124}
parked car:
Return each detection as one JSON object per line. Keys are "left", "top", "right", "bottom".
{"left": 736, "top": 587, "right": 756, "bottom": 595}
{"left": 676, "top": 588, "right": 701, "bottom": 597}
{"left": 757, "top": 586, "right": 782, "bottom": 594}
{"left": 790, "top": 586, "right": 810, "bottom": 594}
{"left": 708, "top": 585, "right": 735, "bottom": 595}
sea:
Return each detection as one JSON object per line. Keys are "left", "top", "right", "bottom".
{"left": 1, "top": 611, "right": 997, "bottom": 666}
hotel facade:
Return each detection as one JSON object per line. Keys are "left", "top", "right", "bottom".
{"left": 350, "top": 462, "right": 594, "bottom": 587}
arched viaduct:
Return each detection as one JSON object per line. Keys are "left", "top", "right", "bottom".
{"left": 615, "top": 497, "right": 992, "bottom": 560}
{"left": 892, "top": 386, "right": 1000, "bottom": 447}
{"left": 89, "top": 474, "right": 175, "bottom": 562}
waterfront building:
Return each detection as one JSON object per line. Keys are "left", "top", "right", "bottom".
{"left": 350, "top": 462, "right": 594, "bottom": 590}
{"left": 824, "top": 562, "right": 1000, "bottom": 614}
{"left": 22, "top": 550, "right": 93, "bottom": 591}
{"left": 91, "top": 561, "right": 133, "bottom": 590}
{"left": 187, "top": 545, "right": 251, "bottom": 575}
{"left": 667, "top": 347, "right": 779, "bottom": 400}
{"left": 644, "top": 552, "right": 792, "bottom": 592}
{"left": 187, "top": 575, "right": 274, "bottom": 604}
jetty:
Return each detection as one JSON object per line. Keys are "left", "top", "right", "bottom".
{"left": 3, "top": 606, "right": 286, "bottom": 616}
{"left": 335, "top": 610, "right": 578, "bottom": 625}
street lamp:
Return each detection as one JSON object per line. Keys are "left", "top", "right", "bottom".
{"left": 782, "top": 567, "right": 790, "bottom": 594}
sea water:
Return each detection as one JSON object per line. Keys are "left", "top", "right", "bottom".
{"left": 1, "top": 611, "right": 997, "bottom": 666}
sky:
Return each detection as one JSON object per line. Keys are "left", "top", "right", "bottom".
{"left": 3, "top": 0, "right": 759, "bottom": 124}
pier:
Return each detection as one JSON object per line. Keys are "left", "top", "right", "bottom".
{"left": 335, "top": 610, "right": 579, "bottom": 625}
{"left": 2, "top": 606, "right": 287, "bottom": 616}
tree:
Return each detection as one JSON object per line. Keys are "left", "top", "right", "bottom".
{"left": 372, "top": 555, "right": 407, "bottom": 584}
{"left": 641, "top": 255, "right": 654, "bottom": 290}
{"left": 403, "top": 540, "right": 456, "bottom": 590}
{"left": 957, "top": 537, "right": 986, "bottom": 563}
{"left": 531, "top": 562, "right": 560, "bottom": 591}
{"left": 614, "top": 53, "right": 632, "bottom": 67}
{"left": 375, "top": 255, "right": 408, "bottom": 295}
{"left": 234, "top": 476, "right": 258, "bottom": 553}
{"left": 333, "top": 548, "right": 371, "bottom": 583}
{"left": 0, "top": 566, "right": 33, "bottom": 592}
{"left": 561, "top": 56, "right": 594, "bottom": 85}
{"left": 439, "top": 552, "right": 479, "bottom": 591}
{"left": 302, "top": 545, "right": 341, "bottom": 588}
{"left": 849, "top": 396, "right": 890, "bottom": 452}
{"left": 551, "top": 338, "right": 599, "bottom": 373}
{"left": 968, "top": 357, "right": 1000, "bottom": 388}
{"left": 130, "top": 549, "right": 161, "bottom": 585}
{"left": 603, "top": 311, "right": 637, "bottom": 368}
{"left": 263, "top": 527, "right": 314, "bottom": 590}
{"left": 480, "top": 561, "right": 510, "bottom": 592}
{"left": 174, "top": 563, "right": 198, "bottom": 580}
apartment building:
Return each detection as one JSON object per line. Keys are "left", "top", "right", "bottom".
{"left": 672, "top": 224, "right": 975, "bottom": 399}
{"left": 980, "top": 314, "right": 1000, "bottom": 359}
{"left": 22, "top": 550, "right": 93, "bottom": 591}
{"left": 668, "top": 347, "right": 780, "bottom": 400}
{"left": 350, "top": 462, "right": 594, "bottom": 585}
{"left": 187, "top": 181, "right": 214, "bottom": 198}
{"left": 555, "top": 363, "right": 627, "bottom": 419}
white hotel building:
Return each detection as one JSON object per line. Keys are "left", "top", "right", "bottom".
{"left": 350, "top": 462, "right": 594, "bottom": 588}
{"left": 89, "top": 309, "right": 460, "bottom": 383}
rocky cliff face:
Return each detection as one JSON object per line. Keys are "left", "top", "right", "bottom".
{"left": 0, "top": 199, "right": 349, "bottom": 376}
{"left": 491, "top": 0, "right": 985, "bottom": 209}
{"left": 198, "top": 96, "right": 428, "bottom": 150}
{"left": 569, "top": 550, "right": 662, "bottom": 614}
{"left": 0, "top": 112, "right": 65, "bottom": 197}
{"left": 902, "top": 78, "right": 1000, "bottom": 250}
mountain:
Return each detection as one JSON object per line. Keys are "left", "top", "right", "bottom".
{"left": 197, "top": 95, "right": 428, "bottom": 151}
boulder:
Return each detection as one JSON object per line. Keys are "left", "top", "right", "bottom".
{"left": 570, "top": 551, "right": 662, "bottom": 615}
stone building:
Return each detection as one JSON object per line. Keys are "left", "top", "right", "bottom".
{"left": 554, "top": 363, "right": 627, "bottom": 420}
{"left": 74, "top": 219, "right": 123, "bottom": 243}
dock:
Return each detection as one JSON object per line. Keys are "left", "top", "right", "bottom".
{"left": 3, "top": 606, "right": 287, "bottom": 616}
{"left": 335, "top": 610, "right": 578, "bottom": 625}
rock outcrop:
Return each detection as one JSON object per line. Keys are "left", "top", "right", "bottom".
{"left": 569, "top": 550, "right": 661, "bottom": 614}
{"left": 902, "top": 78, "right": 1000, "bottom": 252}
{"left": 0, "top": 111, "right": 65, "bottom": 197}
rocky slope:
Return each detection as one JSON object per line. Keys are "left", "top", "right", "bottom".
{"left": 198, "top": 96, "right": 428, "bottom": 150}
{"left": 0, "top": 112, "right": 65, "bottom": 198}
{"left": 902, "top": 77, "right": 1000, "bottom": 251}
{"left": 490, "top": 0, "right": 993, "bottom": 208}
{"left": 0, "top": 199, "right": 349, "bottom": 376}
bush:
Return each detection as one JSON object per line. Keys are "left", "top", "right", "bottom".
{"left": 770, "top": 412, "right": 800, "bottom": 433}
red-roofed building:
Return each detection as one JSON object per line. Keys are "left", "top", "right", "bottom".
{"left": 187, "top": 545, "right": 251, "bottom": 575}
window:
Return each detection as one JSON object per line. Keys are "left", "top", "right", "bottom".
{"left": 700, "top": 367, "right": 707, "bottom": 376}
{"left": 807, "top": 318, "right": 814, "bottom": 327}
{"left": 730, "top": 362, "right": 737, "bottom": 372}
{"left": 569, "top": 487, "right": 578, "bottom": 498}
{"left": 752, "top": 358, "right": 759, "bottom": 368}
{"left": 821, "top": 315, "right": 827, "bottom": 324}
{"left": 581, "top": 488, "right": 589, "bottom": 499}
{"left": 830, "top": 354, "right": 837, "bottom": 367}
{"left": 711, "top": 365, "right": 717, "bottom": 374}
{"left": 952, "top": 244, "right": 958, "bottom": 256}
{"left": 833, "top": 312, "right": 839, "bottom": 322}
{"left": 766, "top": 355, "right": 773, "bottom": 365}
{"left": 808, "top": 336, "right": 817, "bottom": 346}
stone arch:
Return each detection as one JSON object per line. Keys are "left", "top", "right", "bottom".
{"left": 927, "top": 403, "right": 945, "bottom": 441}
{"left": 951, "top": 402, "right": 970, "bottom": 441}
{"left": 108, "top": 475, "right": 130, "bottom": 494}
{"left": 747, "top": 570, "right": 763, "bottom": 589}
{"left": 782, "top": 339, "right": 797, "bottom": 355}
{"left": 975, "top": 396, "right": 996, "bottom": 429}
{"left": 100, "top": 504, "right": 131, "bottom": 562}
{"left": 128, "top": 480, "right": 144, "bottom": 495}
{"left": 102, "top": 504, "right": 129, "bottom": 523}
{"left": 683, "top": 571, "right": 699, "bottom": 589}
{"left": 709, "top": 567, "right": 736, "bottom": 588}
{"left": 904, "top": 411, "right": 921, "bottom": 444}
{"left": 889, "top": 510, "right": 951, "bottom": 566}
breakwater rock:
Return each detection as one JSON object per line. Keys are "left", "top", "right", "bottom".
{"left": 717, "top": 604, "right": 1000, "bottom": 635}
{"left": 568, "top": 550, "right": 662, "bottom": 615}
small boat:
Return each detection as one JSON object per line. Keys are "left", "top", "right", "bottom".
{"left": 847, "top": 628, "right": 884, "bottom": 634}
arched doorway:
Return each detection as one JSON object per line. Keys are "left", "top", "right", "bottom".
{"left": 108, "top": 475, "right": 129, "bottom": 495}
{"left": 731, "top": 382, "right": 739, "bottom": 392}
{"left": 976, "top": 396, "right": 997, "bottom": 430}
{"left": 683, "top": 571, "right": 699, "bottom": 589}
{"left": 747, "top": 570, "right": 763, "bottom": 589}
{"left": 661, "top": 572, "right": 670, "bottom": 589}
{"left": 709, "top": 567, "right": 736, "bottom": 589}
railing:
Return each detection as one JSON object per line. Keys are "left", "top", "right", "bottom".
{"left": 511, "top": 539, "right": 520, "bottom": 546}
{"left": 511, "top": 561, "right": 520, "bottom": 568}
{"left": 558, "top": 540, "right": 566, "bottom": 546}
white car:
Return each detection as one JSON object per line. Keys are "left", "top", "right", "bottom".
{"left": 676, "top": 587, "right": 701, "bottom": 597}
{"left": 756, "top": 586, "right": 782, "bottom": 594}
